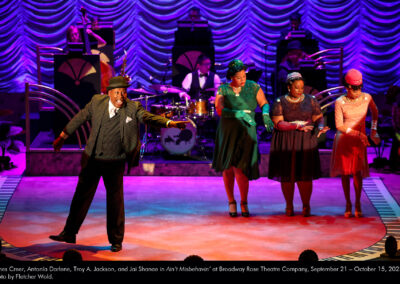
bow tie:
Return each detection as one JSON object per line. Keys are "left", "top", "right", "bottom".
{"left": 200, "top": 73, "right": 208, "bottom": 78}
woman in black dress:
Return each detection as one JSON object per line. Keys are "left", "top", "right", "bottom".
{"left": 268, "top": 72, "right": 329, "bottom": 217}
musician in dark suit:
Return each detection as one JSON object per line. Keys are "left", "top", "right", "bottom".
{"left": 180, "top": 54, "right": 221, "bottom": 103}
{"left": 49, "top": 76, "right": 188, "bottom": 252}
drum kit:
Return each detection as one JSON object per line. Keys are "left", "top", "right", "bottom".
{"left": 130, "top": 84, "right": 218, "bottom": 158}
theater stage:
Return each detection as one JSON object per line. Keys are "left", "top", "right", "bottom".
{"left": 0, "top": 149, "right": 399, "bottom": 261}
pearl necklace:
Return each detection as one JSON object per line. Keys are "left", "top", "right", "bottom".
{"left": 286, "top": 94, "right": 304, "bottom": 103}
{"left": 231, "top": 85, "right": 241, "bottom": 96}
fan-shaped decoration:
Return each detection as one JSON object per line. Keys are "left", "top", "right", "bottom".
{"left": 91, "top": 49, "right": 111, "bottom": 63}
{"left": 58, "top": 58, "right": 97, "bottom": 86}
{"left": 176, "top": 50, "right": 203, "bottom": 72}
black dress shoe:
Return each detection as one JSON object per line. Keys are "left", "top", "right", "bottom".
{"left": 49, "top": 231, "right": 76, "bottom": 244}
{"left": 111, "top": 243, "right": 122, "bottom": 252}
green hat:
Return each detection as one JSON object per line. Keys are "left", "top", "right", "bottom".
{"left": 107, "top": 76, "right": 131, "bottom": 91}
{"left": 226, "top": 59, "right": 247, "bottom": 79}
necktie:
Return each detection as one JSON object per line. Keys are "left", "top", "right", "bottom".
{"left": 110, "top": 107, "right": 118, "bottom": 118}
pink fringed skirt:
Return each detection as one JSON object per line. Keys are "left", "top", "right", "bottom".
{"left": 330, "top": 131, "right": 369, "bottom": 178}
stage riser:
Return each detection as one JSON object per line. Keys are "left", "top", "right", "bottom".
{"left": 25, "top": 149, "right": 333, "bottom": 177}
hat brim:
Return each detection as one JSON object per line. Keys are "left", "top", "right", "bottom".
{"left": 106, "top": 83, "right": 131, "bottom": 91}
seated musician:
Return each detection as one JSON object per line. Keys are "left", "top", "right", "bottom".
{"left": 66, "top": 23, "right": 114, "bottom": 94}
{"left": 277, "top": 40, "right": 310, "bottom": 96}
{"left": 280, "top": 12, "right": 313, "bottom": 40}
{"left": 66, "top": 24, "right": 106, "bottom": 50}
{"left": 180, "top": 54, "right": 221, "bottom": 103}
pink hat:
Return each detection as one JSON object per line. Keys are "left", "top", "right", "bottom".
{"left": 345, "top": 69, "right": 363, "bottom": 86}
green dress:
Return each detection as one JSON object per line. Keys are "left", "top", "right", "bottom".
{"left": 212, "top": 80, "right": 260, "bottom": 180}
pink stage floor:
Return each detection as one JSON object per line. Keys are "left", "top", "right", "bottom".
{"left": 0, "top": 150, "right": 399, "bottom": 261}
{"left": 0, "top": 175, "right": 391, "bottom": 261}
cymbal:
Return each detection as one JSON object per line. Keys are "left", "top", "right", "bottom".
{"left": 130, "top": 88, "right": 157, "bottom": 96}
{"left": 8, "top": 126, "right": 24, "bottom": 137}
{"left": 150, "top": 84, "right": 186, "bottom": 94}
{"left": 0, "top": 109, "right": 13, "bottom": 117}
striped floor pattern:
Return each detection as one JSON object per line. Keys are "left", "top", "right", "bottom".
{"left": 0, "top": 175, "right": 21, "bottom": 223}
{"left": 0, "top": 238, "right": 60, "bottom": 261}
{"left": 323, "top": 177, "right": 400, "bottom": 261}
{"left": 0, "top": 175, "right": 58, "bottom": 261}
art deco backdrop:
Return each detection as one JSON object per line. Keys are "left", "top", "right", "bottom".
{"left": 1, "top": 0, "right": 399, "bottom": 96}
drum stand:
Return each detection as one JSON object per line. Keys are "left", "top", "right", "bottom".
{"left": 132, "top": 94, "right": 159, "bottom": 160}
{"left": 190, "top": 117, "right": 213, "bottom": 161}
{"left": 196, "top": 143, "right": 209, "bottom": 161}
{"left": 197, "top": 132, "right": 211, "bottom": 161}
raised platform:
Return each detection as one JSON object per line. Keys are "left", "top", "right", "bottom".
{"left": 25, "top": 148, "right": 333, "bottom": 176}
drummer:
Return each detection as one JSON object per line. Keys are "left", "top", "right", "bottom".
{"left": 180, "top": 54, "right": 221, "bottom": 104}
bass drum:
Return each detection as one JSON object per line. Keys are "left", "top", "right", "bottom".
{"left": 161, "top": 117, "right": 197, "bottom": 155}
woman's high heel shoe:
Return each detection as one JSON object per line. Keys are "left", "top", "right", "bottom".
{"left": 344, "top": 211, "right": 352, "bottom": 218}
{"left": 240, "top": 201, "right": 250, "bottom": 217}
{"left": 344, "top": 203, "right": 352, "bottom": 218}
{"left": 302, "top": 205, "right": 311, "bottom": 217}
{"left": 355, "top": 210, "right": 363, "bottom": 218}
{"left": 355, "top": 203, "right": 363, "bottom": 218}
{"left": 285, "top": 207, "right": 294, "bottom": 217}
{"left": 229, "top": 201, "right": 238, "bottom": 217}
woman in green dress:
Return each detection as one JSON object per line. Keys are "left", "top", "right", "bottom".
{"left": 212, "top": 59, "right": 274, "bottom": 217}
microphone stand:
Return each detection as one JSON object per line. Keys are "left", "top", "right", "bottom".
{"left": 161, "top": 60, "right": 172, "bottom": 104}
{"left": 161, "top": 59, "right": 172, "bottom": 85}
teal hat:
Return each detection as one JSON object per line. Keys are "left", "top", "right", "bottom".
{"left": 107, "top": 76, "right": 131, "bottom": 91}
{"left": 226, "top": 59, "right": 247, "bottom": 79}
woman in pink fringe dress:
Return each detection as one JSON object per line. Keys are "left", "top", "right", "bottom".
{"left": 330, "top": 69, "right": 380, "bottom": 218}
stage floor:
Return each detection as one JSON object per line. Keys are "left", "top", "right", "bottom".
{"left": 0, "top": 150, "right": 399, "bottom": 261}
{"left": 0, "top": 175, "right": 399, "bottom": 261}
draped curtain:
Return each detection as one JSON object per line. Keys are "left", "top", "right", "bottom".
{"left": 0, "top": 0, "right": 399, "bottom": 96}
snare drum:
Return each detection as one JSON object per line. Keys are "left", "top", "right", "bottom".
{"left": 188, "top": 99, "right": 208, "bottom": 118}
{"left": 161, "top": 117, "right": 197, "bottom": 155}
